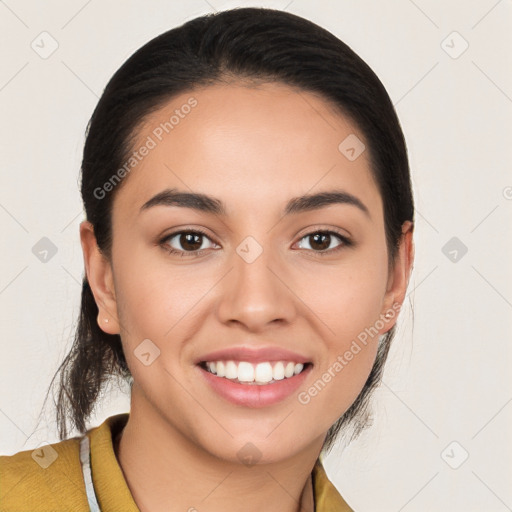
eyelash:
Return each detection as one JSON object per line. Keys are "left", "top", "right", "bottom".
{"left": 159, "top": 227, "right": 353, "bottom": 258}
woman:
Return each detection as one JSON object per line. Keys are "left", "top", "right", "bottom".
{"left": 0, "top": 7, "right": 414, "bottom": 511}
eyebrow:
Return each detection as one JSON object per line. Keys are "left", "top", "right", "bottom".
{"left": 140, "top": 188, "right": 370, "bottom": 218}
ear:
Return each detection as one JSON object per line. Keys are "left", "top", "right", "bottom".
{"left": 79, "top": 220, "right": 120, "bottom": 335}
{"left": 379, "top": 220, "right": 414, "bottom": 334}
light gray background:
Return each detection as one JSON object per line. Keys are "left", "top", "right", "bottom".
{"left": 1, "top": 1, "right": 511, "bottom": 511}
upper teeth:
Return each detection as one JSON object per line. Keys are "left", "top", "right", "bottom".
{"left": 205, "top": 361, "right": 305, "bottom": 384}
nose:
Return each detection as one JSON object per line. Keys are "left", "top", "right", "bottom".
{"left": 216, "top": 242, "right": 297, "bottom": 332}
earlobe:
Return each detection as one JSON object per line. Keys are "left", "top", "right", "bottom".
{"left": 380, "top": 220, "right": 414, "bottom": 333}
{"left": 79, "top": 221, "right": 120, "bottom": 335}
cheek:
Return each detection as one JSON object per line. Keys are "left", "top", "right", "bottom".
{"left": 111, "top": 242, "right": 171, "bottom": 336}
{"left": 112, "top": 243, "right": 219, "bottom": 345}
{"left": 292, "top": 251, "right": 389, "bottom": 425}
{"left": 304, "top": 250, "right": 389, "bottom": 343}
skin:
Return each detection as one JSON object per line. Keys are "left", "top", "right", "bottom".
{"left": 80, "top": 82, "right": 414, "bottom": 512}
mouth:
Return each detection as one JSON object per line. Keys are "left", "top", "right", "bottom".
{"left": 196, "top": 359, "right": 313, "bottom": 408}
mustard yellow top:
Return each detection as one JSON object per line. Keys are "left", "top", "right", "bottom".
{"left": 0, "top": 413, "right": 353, "bottom": 511}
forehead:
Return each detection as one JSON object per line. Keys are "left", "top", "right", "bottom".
{"left": 112, "top": 82, "right": 382, "bottom": 222}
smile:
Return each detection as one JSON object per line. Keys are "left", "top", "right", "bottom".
{"left": 197, "top": 360, "right": 313, "bottom": 408}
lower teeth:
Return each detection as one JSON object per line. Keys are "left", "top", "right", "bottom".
{"left": 234, "top": 378, "right": 277, "bottom": 385}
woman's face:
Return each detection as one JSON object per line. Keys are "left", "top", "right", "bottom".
{"left": 84, "top": 82, "right": 412, "bottom": 463}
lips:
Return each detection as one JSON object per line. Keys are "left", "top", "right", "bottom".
{"left": 195, "top": 345, "right": 313, "bottom": 408}
{"left": 198, "top": 362, "right": 312, "bottom": 408}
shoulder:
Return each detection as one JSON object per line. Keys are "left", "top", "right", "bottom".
{"left": 0, "top": 435, "right": 89, "bottom": 511}
{"left": 313, "top": 457, "right": 354, "bottom": 511}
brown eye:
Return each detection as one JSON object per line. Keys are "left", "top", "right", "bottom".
{"left": 307, "top": 233, "right": 332, "bottom": 251}
{"left": 160, "top": 229, "right": 218, "bottom": 257}
{"left": 296, "top": 230, "right": 352, "bottom": 255}
{"left": 176, "top": 232, "right": 204, "bottom": 251}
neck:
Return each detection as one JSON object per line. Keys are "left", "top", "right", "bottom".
{"left": 114, "top": 391, "right": 320, "bottom": 512}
